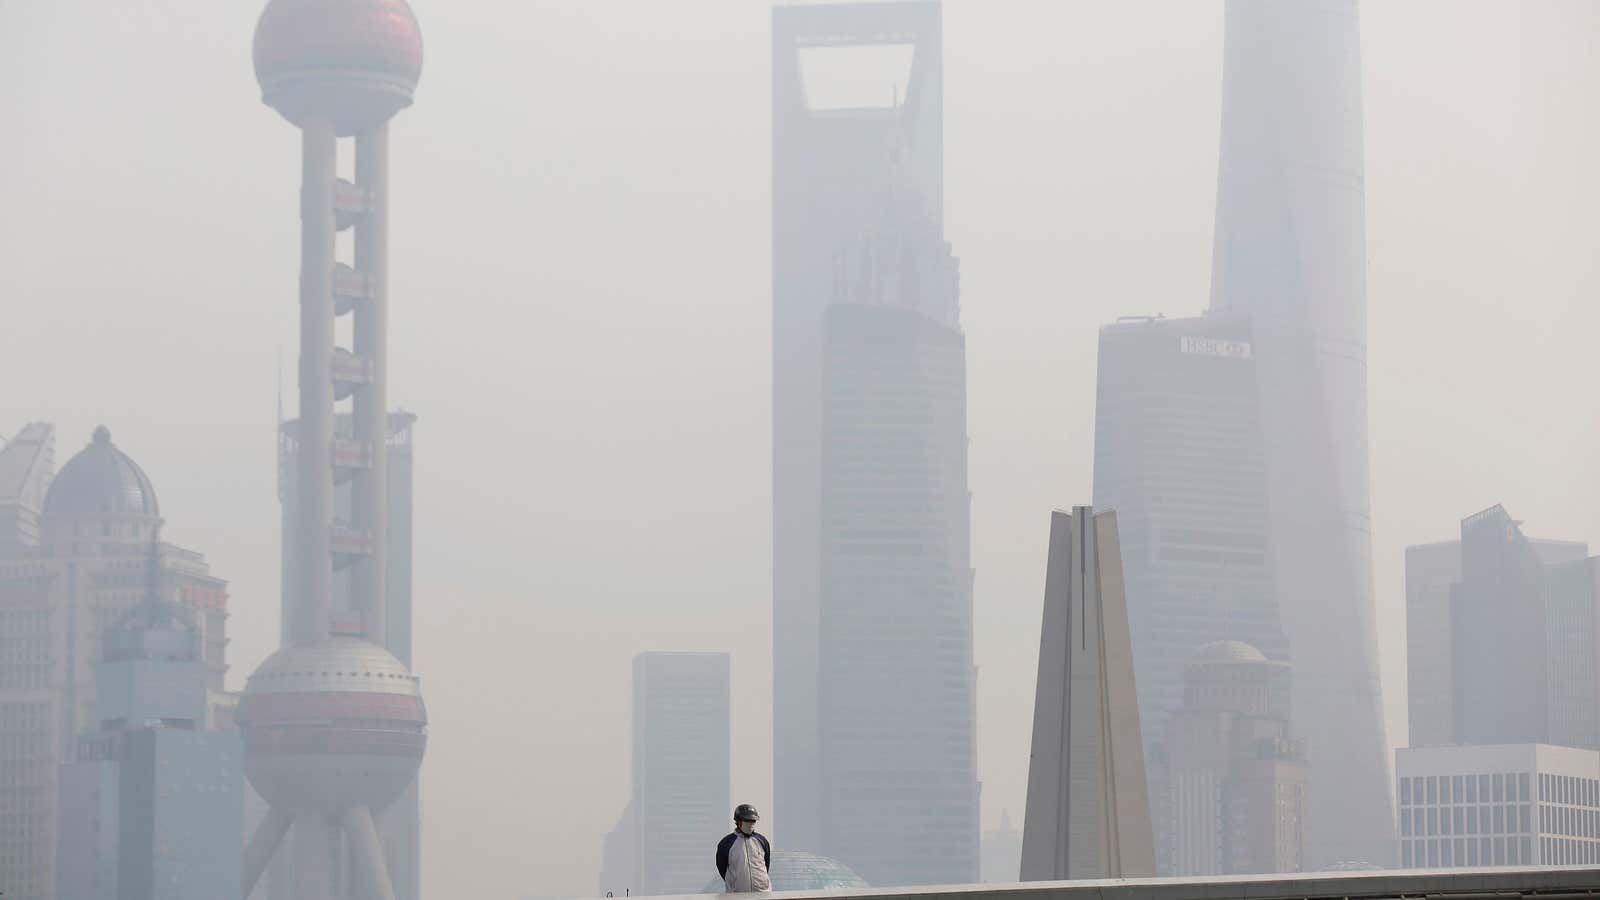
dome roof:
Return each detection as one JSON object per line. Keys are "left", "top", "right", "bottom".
{"left": 243, "top": 637, "right": 421, "bottom": 699}
{"left": 253, "top": 0, "right": 424, "bottom": 134}
{"left": 1189, "top": 640, "right": 1269, "bottom": 665}
{"left": 42, "top": 426, "right": 159, "bottom": 521}
{"left": 703, "top": 850, "right": 868, "bottom": 893}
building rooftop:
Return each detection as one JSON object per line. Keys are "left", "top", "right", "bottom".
{"left": 1189, "top": 640, "right": 1269, "bottom": 665}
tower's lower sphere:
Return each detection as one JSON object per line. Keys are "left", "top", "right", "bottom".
{"left": 236, "top": 638, "right": 426, "bottom": 814}
{"left": 253, "top": 0, "right": 424, "bottom": 135}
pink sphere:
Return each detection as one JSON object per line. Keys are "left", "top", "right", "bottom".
{"left": 236, "top": 639, "right": 426, "bottom": 814}
{"left": 253, "top": 0, "right": 424, "bottom": 135}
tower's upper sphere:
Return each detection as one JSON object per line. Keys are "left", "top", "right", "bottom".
{"left": 253, "top": 0, "right": 423, "bottom": 136}
{"left": 236, "top": 638, "right": 426, "bottom": 813}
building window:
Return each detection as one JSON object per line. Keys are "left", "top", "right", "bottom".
{"left": 1494, "top": 773, "right": 1505, "bottom": 802}
{"left": 1429, "top": 808, "right": 1438, "bottom": 835}
{"left": 1402, "top": 777, "right": 1412, "bottom": 806}
{"left": 1520, "top": 773, "right": 1531, "bottom": 803}
{"left": 1468, "top": 777, "right": 1479, "bottom": 803}
{"left": 1455, "top": 807, "right": 1465, "bottom": 835}
{"left": 1454, "top": 775, "right": 1466, "bottom": 804}
{"left": 1494, "top": 806, "right": 1505, "bottom": 834}
{"left": 1428, "top": 777, "right": 1439, "bottom": 804}
{"left": 1402, "top": 842, "right": 1413, "bottom": 867}
{"left": 1521, "top": 805, "right": 1531, "bottom": 834}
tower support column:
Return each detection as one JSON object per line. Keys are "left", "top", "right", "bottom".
{"left": 344, "top": 805, "right": 400, "bottom": 900}
{"left": 242, "top": 807, "right": 294, "bottom": 897}
{"left": 298, "top": 115, "right": 338, "bottom": 644}
{"left": 353, "top": 123, "right": 390, "bottom": 646}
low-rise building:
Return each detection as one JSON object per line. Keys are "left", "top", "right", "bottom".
{"left": 1396, "top": 743, "right": 1600, "bottom": 868}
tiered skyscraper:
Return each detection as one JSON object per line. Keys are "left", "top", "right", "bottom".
{"left": 773, "top": 1, "right": 977, "bottom": 885}
{"left": 238, "top": 4, "right": 428, "bottom": 900}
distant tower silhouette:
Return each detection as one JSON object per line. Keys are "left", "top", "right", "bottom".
{"left": 1207, "top": 0, "right": 1393, "bottom": 866}
{"left": 238, "top": 3, "right": 427, "bottom": 900}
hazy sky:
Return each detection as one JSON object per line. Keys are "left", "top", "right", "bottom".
{"left": 4, "top": 2, "right": 1599, "bottom": 897}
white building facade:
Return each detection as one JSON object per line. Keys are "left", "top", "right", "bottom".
{"left": 1396, "top": 744, "right": 1600, "bottom": 869}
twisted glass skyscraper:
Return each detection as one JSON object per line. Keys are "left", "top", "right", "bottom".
{"left": 1208, "top": 0, "right": 1394, "bottom": 867}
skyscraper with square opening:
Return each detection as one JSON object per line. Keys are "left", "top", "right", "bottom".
{"left": 773, "top": 2, "right": 976, "bottom": 884}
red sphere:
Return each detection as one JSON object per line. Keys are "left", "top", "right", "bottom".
{"left": 236, "top": 639, "right": 426, "bottom": 815}
{"left": 253, "top": 0, "right": 424, "bottom": 135}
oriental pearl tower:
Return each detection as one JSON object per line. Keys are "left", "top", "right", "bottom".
{"left": 238, "top": 3, "right": 426, "bottom": 899}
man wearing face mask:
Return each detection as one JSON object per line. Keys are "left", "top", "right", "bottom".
{"left": 715, "top": 804, "right": 771, "bottom": 892}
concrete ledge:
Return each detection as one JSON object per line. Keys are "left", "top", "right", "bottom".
{"left": 670, "top": 867, "right": 1600, "bottom": 900}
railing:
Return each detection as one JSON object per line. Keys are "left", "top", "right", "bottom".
{"left": 662, "top": 867, "right": 1600, "bottom": 900}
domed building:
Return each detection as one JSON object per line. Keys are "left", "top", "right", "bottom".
{"left": 0, "top": 424, "right": 233, "bottom": 899}
{"left": 40, "top": 425, "right": 160, "bottom": 543}
{"left": 703, "top": 850, "right": 869, "bottom": 893}
{"left": 1159, "top": 640, "right": 1305, "bottom": 878}
{"left": 35, "top": 426, "right": 231, "bottom": 708}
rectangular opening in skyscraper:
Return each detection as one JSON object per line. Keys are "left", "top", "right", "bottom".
{"left": 797, "top": 44, "right": 916, "bottom": 111}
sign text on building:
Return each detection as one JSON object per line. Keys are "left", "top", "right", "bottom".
{"left": 1180, "top": 336, "right": 1253, "bottom": 359}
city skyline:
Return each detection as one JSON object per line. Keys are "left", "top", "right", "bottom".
{"left": 6, "top": 2, "right": 1600, "bottom": 896}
